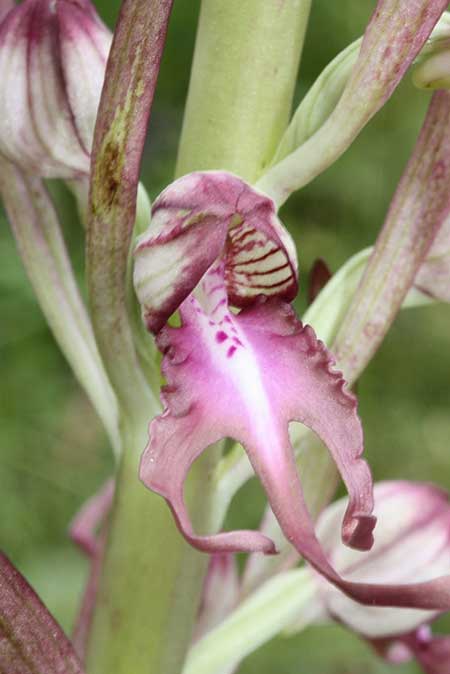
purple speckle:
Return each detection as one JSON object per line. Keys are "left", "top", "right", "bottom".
{"left": 233, "top": 337, "right": 243, "bottom": 346}
{"left": 216, "top": 331, "right": 228, "bottom": 343}
{"left": 227, "top": 345, "right": 237, "bottom": 358}
{"left": 212, "top": 298, "right": 227, "bottom": 314}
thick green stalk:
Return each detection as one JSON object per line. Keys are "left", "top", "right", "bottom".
{"left": 176, "top": 0, "right": 311, "bottom": 182}
{"left": 86, "top": 414, "right": 220, "bottom": 674}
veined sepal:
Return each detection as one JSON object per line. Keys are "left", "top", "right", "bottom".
{"left": 0, "top": 0, "right": 111, "bottom": 177}
{"left": 133, "top": 171, "right": 298, "bottom": 333}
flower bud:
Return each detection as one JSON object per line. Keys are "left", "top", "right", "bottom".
{"left": 0, "top": 0, "right": 111, "bottom": 178}
{"left": 315, "top": 481, "right": 450, "bottom": 638}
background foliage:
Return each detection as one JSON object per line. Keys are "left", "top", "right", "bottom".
{"left": 1, "top": 1, "right": 449, "bottom": 672}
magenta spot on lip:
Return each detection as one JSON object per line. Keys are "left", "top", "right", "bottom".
{"left": 224, "top": 316, "right": 232, "bottom": 323}
{"left": 227, "top": 345, "right": 237, "bottom": 358}
{"left": 216, "top": 331, "right": 228, "bottom": 343}
{"left": 233, "top": 337, "right": 242, "bottom": 345}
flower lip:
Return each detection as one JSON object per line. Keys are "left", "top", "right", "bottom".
{"left": 139, "top": 251, "right": 376, "bottom": 566}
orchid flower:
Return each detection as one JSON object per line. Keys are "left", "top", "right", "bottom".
{"left": 133, "top": 170, "right": 374, "bottom": 557}
{"left": 133, "top": 170, "right": 450, "bottom": 612}
{"left": 3, "top": 0, "right": 450, "bottom": 672}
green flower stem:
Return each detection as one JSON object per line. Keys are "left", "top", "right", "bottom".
{"left": 176, "top": 0, "right": 312, "bottom": 182}
{"left": 183, "top": 569, "right": 316, "bottom": 674}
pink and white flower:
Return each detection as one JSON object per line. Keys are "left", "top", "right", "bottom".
{"left": 313, "top": 481, "right": 450, "bottom": 673}
{"left": 133, "top": 170, "right": 450, "bottom": 613}
{"left": 0, "top": 0, "right": 111, "bottom": 177}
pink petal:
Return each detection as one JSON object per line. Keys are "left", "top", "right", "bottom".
{"left": 0, "top": 0, "right": 13, "bottom": 22}
{"left": 376, "top": 626, "right": 450, "bottom": 674}
{"left": 0, "top": 553, "right": 85, "bottom": 673}
{"left": 140, "top": 261, "right": 373, "bottom": 559}
{"left": 133, "top": 172, "right": 298, "bottom": 333}
{"left": 141, "top": 266, "right": 450, "bottom": 611}
{"left": 57, "top": 0, "right": 111, "bottom": 154}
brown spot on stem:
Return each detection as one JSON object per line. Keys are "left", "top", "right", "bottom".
{"left": 92, "top": 137, "right": 125, "bottom": 213}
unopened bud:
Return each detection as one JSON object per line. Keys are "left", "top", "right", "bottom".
{"left": 0, "top": 0, "right": 111, "bottom": 177}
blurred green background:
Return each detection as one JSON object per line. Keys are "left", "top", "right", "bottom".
{"left": 1, "top": 1, "right": 450, "bottom": 672}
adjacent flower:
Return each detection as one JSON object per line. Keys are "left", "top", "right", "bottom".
{"left": 0, "top": 0, "right": 111, "bottom": 177}
{"left": 311, "top": 481, "right": 450, "bottom": 672}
